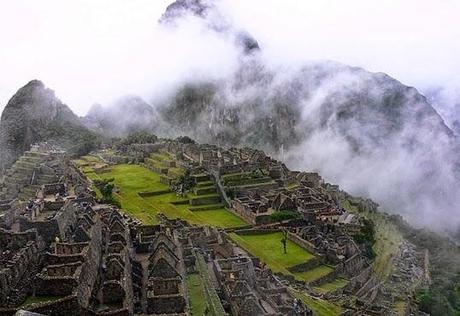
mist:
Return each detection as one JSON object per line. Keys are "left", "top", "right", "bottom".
{"left": 1, "top": 0, "right": 459, "bottom": 115}
{"left": 1, "top": 0, "right": 460, "bottom": 235}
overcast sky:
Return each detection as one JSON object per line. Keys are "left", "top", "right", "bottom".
{"left": 0, "top": 0, "right": 459, "bottom": 116}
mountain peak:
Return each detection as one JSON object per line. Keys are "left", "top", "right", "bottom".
{"left": 0, "top": 81, "right": 97, "bottom": 172}
{"left": 160, "top": 0, "right": 259, "bottom": 53}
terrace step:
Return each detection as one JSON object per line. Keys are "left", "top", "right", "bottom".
{"left": 192, "top": 173, "right": 210, "bottom": 182}
{"left": 193, "top": 186, "right": 216, "bottom": 196}
{"left": 189, "top": 204, "right": 225, "bottom": 211}
{"left": 196, "top": 180, "right": 214, "bottom": 188}
{"left": 24, "top": 151, "right": 49, "bottom": 158}
{"left": 189, "top": 194, "right": 221, "bottom": 206}
{"left": 36, "top": 174, "right": 58, "bottom": 183}
{"left": 223, "top": 176, "right": 273, "bottom": 187}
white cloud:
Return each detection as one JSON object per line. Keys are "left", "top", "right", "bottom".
{"left": 0, "top": 0, "right": 239, "bottom": 115}
{"left": 0, "top": 0, "right": 459, "bottom": 116}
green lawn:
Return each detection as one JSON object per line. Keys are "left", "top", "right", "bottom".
{"left": 192, "top": 208, "right": 247, "bottom": 228}
{"left": 294, "top": 265, "right": 334, "bottom": 283}
{"left": 292, "top": 290, "right": 343, "bottom": 316}
{"left": 144, "top": 193, "right": 247, "bottom": 228}
{"left": 94, "top": 164, "right": 169, "bottom": 224}
{"left": 315, "top": 278, "right": 349, "bottom": 293}
{"left": 76, "top": 158, "right": 247, "bottom": 228}
{"left": 186, "top": 273, "right": 207, "bottom": 315}
{"left": 229, "top": 232, "right": 315, "bottom": 276}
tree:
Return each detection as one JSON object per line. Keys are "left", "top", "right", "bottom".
{"left": 176, "top": 135, "right": 196, "bottom": 144}
{"left": 172, "top": 170, "right": 195, "bottom": 196}
{"left": 270, "top": 210, "right": 300, "bottom": 223}
{"left": 280, "top": 229, "right": 288, "bottom": 254}
{"left": 94, "top": 178, "right": 119, "bottom": 206}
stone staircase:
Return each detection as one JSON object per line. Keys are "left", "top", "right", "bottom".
{"left": 0, "top": 151, "right": 52, "bottom": 201}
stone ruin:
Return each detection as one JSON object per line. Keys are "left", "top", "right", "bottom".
{"left": 213, "top": 256, "right": 312, "bottom": 315}
{"left": 0, "top": 139, "right": 426, "bottom": 315}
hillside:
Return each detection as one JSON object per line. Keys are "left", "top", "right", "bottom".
{"left": 82, "top": 95, "right": 159, "bottom": 137}
{"left": 0, "top": 80, "right": 99, "bottom": 173}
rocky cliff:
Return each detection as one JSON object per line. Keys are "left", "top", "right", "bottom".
{"left": 0, "top": 80, "right": 99, "bottom": 172}
{"left": 158, "top": 59, "right": 453, "bottom": 153}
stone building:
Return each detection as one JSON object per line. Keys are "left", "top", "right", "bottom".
{"left": 213, "top": 256, "right": 313, "bottom": 315}
{"left": 146, "top": 230, "right": 187, "bottom": 314}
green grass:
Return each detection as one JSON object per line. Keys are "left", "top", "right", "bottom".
{"left": 82, "top": 164, "right": 169, "bottom": 224}
{"left": 143, "top": 192, "right": 188, "bottom": 204}
{"left": 151, "top": 152, "right": 173, "bottom": 161}
{"left": 341, "top": 199, "right": 359, "bottom": 213}
{"left": 294, "top": 265, "right": 334, "bottom": 282}
{"left": 21, "top": 295, "right": 62, "bottom": 306}
{"left": 368, "top": 211, "right": 403, "bottom": 279}
{"left": 229, "top": 232, "right": 315, "bottom": 276}
{"left": 192, "top": 208, "right": 247, "bottom": 228}
{"left": 315, "top": 278, "right": 349, "bottom": 293}
{"left": 144, "top": 193, "right": 246, "bottom": 228}
{"left": 187, "top": 273, "right": 207, "bottom": 315}
{"left": 292, "top": 290, "right": 343, "bottom": 316}
{"left": 76, "top": 159, "right": 247, "bottom": 228}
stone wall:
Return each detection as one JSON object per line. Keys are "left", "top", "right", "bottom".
{"left": 24, "top": 295, "right": 81, "bottom": 316}
{"left": 35, "top": 275, "right": 78, "bottom": 296}
{"left": 288, "top": 257, "right": 324, "bottom": 273}
{"left": 287, "top": 232, "right": 317, "bottom": 254}
{"left": 75, "top": 218, "right": 103, "bottom": 308}
{"left": 0, "top": 295, "right": 80, "bottom": 316}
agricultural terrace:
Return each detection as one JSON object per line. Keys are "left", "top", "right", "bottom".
{"left": 73, "top": 155, "right": 247, "bottom": 228}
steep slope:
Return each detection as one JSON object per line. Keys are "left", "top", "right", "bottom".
{"left": 0, "top": 80, "right": 99, "bottom": 172}
{"left": 156, "top": 58, "right": 460, "bottom": 234}
{"left": 82, "top": 95, "right": 158, "bottom": 137}
{"left": 158, "top": 59, "right": 453, "bottom": 152}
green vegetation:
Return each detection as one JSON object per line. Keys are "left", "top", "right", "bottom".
{"left": 341, "top": 199, "right": 359, "bottom": 213}
{"left": 176, "top": 135, "right": 196, "bottom": 144}
{"left": 396, "top": 215, "right": 460, "bottom": 316}
{"left": 93, "top": 177, "right": 120, "bottom": 207}
{"left": 115, "top": 130, "right": 158, "bottom": 147}
{"left": 342, "top": 199, "right": 402, "bottom": 279}
{"left": 315, "top": 278, "right": 349, "bottom": 293}
{"left": 369, "top": 212, "right": 403, "bottom": 279}
{"left": 270, "top": 210, "right": 300, "bottom": 223}
{"left": 89, "top": 164, "right": 169, "bottom": 224}
{"left": 229, "top": 232, "right": 315, "bottom": 276}
{"left": 76, "top": 158, "right": 246, "bottom": 228}
{"left": 230, "top": 232, "right": 339, "bottom": 284}
{"left": 186, "top": 273, "right": 207, "bottom": 316}
{"left": 292, "top": 289, "right": 343, "bottom": 316}
{"left": 191, "top": 208, "right": 248, "bottom": 228}
{"left": 194, "top": 251, "right": 226, "bottom": 315}
{"left": 294, "top": 265, "right": 334, "bottom": 283}
{"left": 21, "top": 295, "right": 62, "bottom": 306}
{"left": 43, "top": 120, "right": 101, "bottom": 158}
{"left": 143, "top": 193, "right": 246, "bottom": 228}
